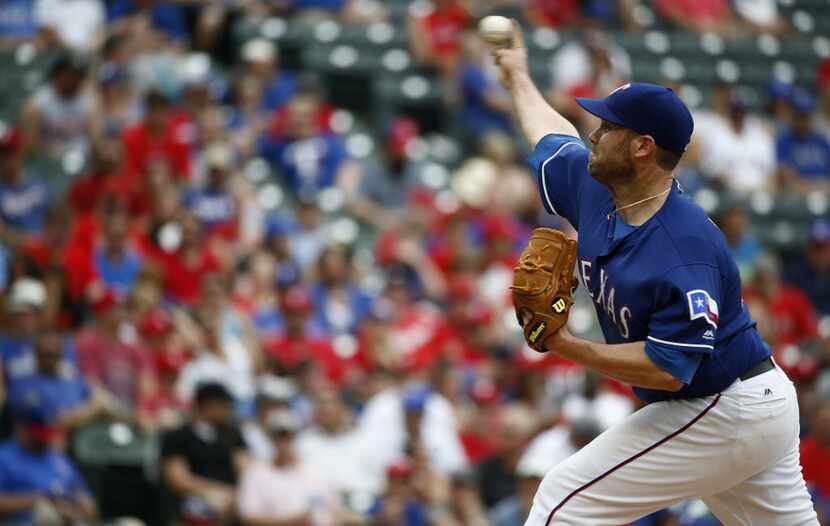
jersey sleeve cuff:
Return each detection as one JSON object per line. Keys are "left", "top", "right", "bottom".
{"left": 645, "top": 338, "right": 708, "bottom": 385}
{"left": 646, "top": 336, "right": 714, "bottom": 352}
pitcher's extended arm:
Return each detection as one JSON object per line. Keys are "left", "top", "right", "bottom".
{"left": 492, "top": 21, "right": 580, "bottom": 147}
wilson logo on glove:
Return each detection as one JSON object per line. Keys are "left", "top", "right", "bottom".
{"left": 528, "top": 321, "right": 547, "bottom": 344}
{"left": 552, "top": 297, "right": 567, "bottom": 314}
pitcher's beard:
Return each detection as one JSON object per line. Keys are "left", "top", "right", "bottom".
{"left": 588, "top": 152, "right": 635, "bottom": 185}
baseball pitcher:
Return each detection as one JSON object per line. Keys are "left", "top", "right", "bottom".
{"left": 495, "top": 21, "right": 819, "bottom": 526}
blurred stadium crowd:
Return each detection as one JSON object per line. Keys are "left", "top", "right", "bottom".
{"left": 0, "top": 0, "right": 828, "bottom": 525}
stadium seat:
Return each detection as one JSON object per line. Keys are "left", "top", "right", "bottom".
{"left": 72, "top": 421, "right": 152, "bottom": 468}
{"left": 71, "top": 422, "right": 159, "bottom": 523}
{"left": 302, "top": 45, "right": 379, "bottom": 112}
{"left": 374, "top": 75, "right": 449, "bottom": 134}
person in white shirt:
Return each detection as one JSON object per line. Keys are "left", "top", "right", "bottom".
{"left": 357, "top": 385, "right": 469, "bottom": 479}
{"left": 694, "top": 88, "right": 777, "bottom": 195}
{"left": 559, "top": 372, "right": 635, "bottom": 431}
{"left": 549, "top": 29, "right": 631, "bottom": 97}
{"left": 732, "top": 0, "right": 786, "bottom": 33}
{"left": 517, "top": 417, "right": 602, "bottom": 478}
{"left": 33, "top": 0, "right": 104, "bottom": 51}
{"left": 238, "top": 410, "right": 341, "bottom": 526}
{"left": 22, "top": 54, "right": 99, "bottom": 160}
{"left": 295, "top": 387, "right": 380, "bottom": 502}
{"left": 241, "top": 376, "right": 297, "bottom": 463}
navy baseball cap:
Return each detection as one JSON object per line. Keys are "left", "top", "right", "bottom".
{"left": 576, "top": 83, "right": 694, "bottom": 156}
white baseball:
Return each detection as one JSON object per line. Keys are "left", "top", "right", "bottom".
{"left": 478, "top": 15, "right": 513, "bottom": 48}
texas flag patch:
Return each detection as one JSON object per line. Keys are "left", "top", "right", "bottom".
{"left": 687, "top": 289, "right": 719, "bottom": 328}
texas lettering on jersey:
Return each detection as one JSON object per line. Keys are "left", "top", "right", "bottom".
{"left": 579, "top": 259, "right": 632, "bottom": 339}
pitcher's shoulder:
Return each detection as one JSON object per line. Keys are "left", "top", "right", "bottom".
{"left": 654, "top": 194, "right": 729, "bottom": 267}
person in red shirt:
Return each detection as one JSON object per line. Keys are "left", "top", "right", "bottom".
{"left": 154, "top": 214, "right": 222, "bottom": 306}
{"left": 480, "top": 214, "right": 522, "bottom": 269}
{"left": 529, "top": 0, "right": 580, "bottom": 28}
{"left": 74, "top": 292, "right": 156, "bottom": 410}
{"left": 378, "top": 269, "right": 444, "bottom": 374}
{"left": 19, "top": 206, "right": 72, "bottom": 278}
{"left": 409, "top": 0, "right": 470, "bottom": 80}
{"left": 422, "top": 274, "right": 491, "bottom": 368}
{"left": 653, "top": 0, "right": 733, "bottom": 34}
{"left": 744, "top": 253, "right": 819, "bottom": 348}
{"left": 264, "top": 286, "right": 359, "bottom": 387}
{"left": 59, "top": 196, "right": 148, "bottom": 307}
{"left": 800, "top": 372, "right": 830, "bottom": 517}
{"left": 68, "top": 139, "right": 127, "bottom": 217}
{"left": 122, "top": 90, "right": 192, "bottom": 184}
{"left": 68, "top": 138, "right": 153, "bottom": 220}
{"left": 135, "top": 310, "right": 190, "bottom": 431}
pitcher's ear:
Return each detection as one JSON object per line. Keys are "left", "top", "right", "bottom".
{"left": 632, "top": 134, "right": 656, "bottom": 160}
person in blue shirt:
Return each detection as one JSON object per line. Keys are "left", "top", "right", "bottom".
{"left": 107, "top": 0, "right": 188, "bottom": 42}
{"left": 240, "top": 38, "right": 299, "bottom": 113}
{"left": 369, "top": 457, "right": 429, "bottom": 526}
{"left": 776, "top": 88, "right": 830, "bottom": 191}
{"left": 6, "top": 329, "right": 113, "bottom": 433}
{"left": 259, "top": 91, "right": 357, "bottom": 198}
{"left": 184, "top": 143, "right": 237, "bottom": 235}
{"left": 1, "top": 278, "right": 51, "bottom": 386}
{"left": 785, "top": 219, "right": 830, "bottom": 315}
{"left": 293, "top": 0, "right": 347, "bottom": 10}
{"left": 0, "top": 397, "right": 96, "bottom": 524}
{"left": 0, "top": 128, "right": 50, "bottom": 239}
{"left": 493, "top": 24, "right": 817, "bottom": 525}
{"left": 713, "top": 204, "right": 761, "bottom": 280}
{"left": 263, "top": 214, "right": 303, "bottom": 287}
{"left": 458, "top": 35, "right": 514, "bottom": 139}
{"left": 0, "top": 243, "right": 7, "bottom": 292}
{"left": 1, "top": 279, "right": 82, "bottom": 389}
{"left": 93, "top": 206, "right": 143, "bottom": 300}
{"left": 310, "top": 245, "right": 374, "bottom": 335}
{"left": 0, "top": 0, "right": 37, "bottom": 43}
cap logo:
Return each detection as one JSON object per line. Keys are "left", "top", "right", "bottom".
{"left": 610, "top": 83, "right": 631, "bottom": 95}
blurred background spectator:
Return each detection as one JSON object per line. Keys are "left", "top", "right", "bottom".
{"left": 0, "top": 1, "right": 828, "bottom": 525}
{"left": 0, "top": 397, "right": 97, "bottom": 525}
{"left": 159, "top": 382, "right": 248, "bottom": 525}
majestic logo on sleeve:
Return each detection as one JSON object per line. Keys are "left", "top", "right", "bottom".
{"left": 687, "top": 290, "right": 719, "bottom": 328}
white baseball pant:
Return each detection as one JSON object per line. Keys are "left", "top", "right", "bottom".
{"left": 524, "top": 363, "right": 819, "bottom": 526}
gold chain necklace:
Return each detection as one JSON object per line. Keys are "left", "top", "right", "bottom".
{"left": 606, "top": 186, "right": 672, "bottom": 220}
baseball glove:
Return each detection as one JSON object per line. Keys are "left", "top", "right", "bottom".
{"left": 511, "top": 228, "right": 578, "bottom": 352}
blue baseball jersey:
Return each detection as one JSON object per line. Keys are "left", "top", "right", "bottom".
{"left": 775, "top": 129, "right": 830, "bottom": 180}
{"left": 7, "top": 371, "right": 92, "bottom": 425}
{"left": 259, "top": 133, "right": 349, "bottom": 197}
{"left": 0, "top": 440, "right": 90, "bottom": 524}
{"left": 528, "top": 134, "right": 771, "bottom": 403}
{"left": 0, "top": 178, "right": 50, "bottom": 235}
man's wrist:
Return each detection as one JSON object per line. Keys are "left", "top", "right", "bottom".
{"left": 510, "top": 70, "right": 534, "bottom": 91}
{"left": 544, "top": 330, "right": 587, "bottom": 362}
